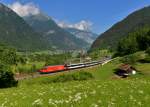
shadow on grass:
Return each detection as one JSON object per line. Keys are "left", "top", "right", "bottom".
{"left": 113, "top": 68, "right": 128, "bottom": 78}
{"left": 138, "top": 59, "right": 150, "bottom": 63}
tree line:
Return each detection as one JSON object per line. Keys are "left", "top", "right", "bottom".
{"left": 115, "top": 27, "right": 150, "bottom": 56}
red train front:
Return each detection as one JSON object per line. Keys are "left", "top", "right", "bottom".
{"left": 39, "top": 65, "right": 67, "bottom": 73}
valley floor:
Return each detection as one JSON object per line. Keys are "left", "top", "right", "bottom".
{"left": 0, "top": 58, "right": 150, "bottom": 107}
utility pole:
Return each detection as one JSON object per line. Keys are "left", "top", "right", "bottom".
{"left": 80, "top": 49, "right": 84, "bottom": 63}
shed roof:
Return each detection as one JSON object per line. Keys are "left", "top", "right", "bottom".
{"left": 119, "top": 64, "right": 132, "bottom": 71}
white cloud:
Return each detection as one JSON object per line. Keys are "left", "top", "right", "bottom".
{"left": 9, "top": 2, "right": 40, "bottom": 17}
{"left": 56, "top": 20, "right": 93, "bottom": 31}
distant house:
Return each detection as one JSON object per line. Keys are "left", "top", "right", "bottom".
{"left": 85, "top": 57, "right": 92, "bottom": 61}
{"left": 115, "top": 64, "right": 136, "bottom": 78}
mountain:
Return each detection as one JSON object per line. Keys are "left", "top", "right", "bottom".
{"left": 64, "top": 28, "right": 98, "bottom": 45}
{"left": 24, "top": 13, "right": 89, "bottom": 50}
{"left": 0, "top": 3, "right": 49, "bottom": 51}
{"left": 91, "top": 6, "right": 150, "bottom": 51}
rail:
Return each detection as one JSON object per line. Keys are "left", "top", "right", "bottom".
{"left": 15, "top": 58, "right": 112, "bottom": 80}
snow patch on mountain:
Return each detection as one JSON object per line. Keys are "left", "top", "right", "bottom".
{"left": 65, "top": 28, "right": 98, "bottom": 44}
{"left": 56, "top": 20, "right": 93, "bottom": 31}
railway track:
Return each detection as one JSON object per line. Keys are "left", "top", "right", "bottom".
{"left": 15, "top": 58, "right": 112, "bottom": 80}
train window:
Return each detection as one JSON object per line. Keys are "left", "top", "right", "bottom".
{"left": 42, "top": 67, "right": 47, "bottom": 70}
{"left": 64, "top": 64, "right": 68, "bottom": 67}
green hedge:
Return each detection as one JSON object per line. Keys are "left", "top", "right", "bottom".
{"left": 0, "top": 70, "right": 18, "bottom": 88}
{"left": 146, "top": 47, "right": 150, "bottom": 55}
{"left": 42, "top": 72, "right": 94, "bottom": 84}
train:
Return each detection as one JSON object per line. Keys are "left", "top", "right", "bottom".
{"left": 38, "top": 59, "right": 110, "bottom": 74}
{"left": 39, "top": 65, "right": 66, "bottom": 73}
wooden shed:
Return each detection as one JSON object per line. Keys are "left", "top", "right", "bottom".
{"left": 115, "top": 64, "right": 136, "bottom": 77}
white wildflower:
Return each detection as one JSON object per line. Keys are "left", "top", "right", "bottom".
{"left": 73, "top": 92, "right": 82, "bottom": 102}
{"left": 90, "top": 90, "right": 96, "bottom": 95}
{"left": 129, "top": 95, "right": 133, "bottom": 100}
{"left": 1, "top": 100, "right": 8, "bottom": 107}
{"left": 138, "top": 90, "right": 144, "bottom": 94}
{"left": 48, "top": 99, "right": 57, "bottom": 107}
{"left": 138, "top": 101, "right": 142, "bottom": 106}
{"left": 54, "top": 100, "right": 64, "bottom": 104}
{"left": 98, "top": 100, "right": 102, "bottom": 103}
{"left": 65, "top": 100, "right": 69, "bottom": 103}
{"left": 91, "top": 103, "right": 99, "bottom": 107}
{"left": 32, "top": 99, "right": 43, "bottom": 106}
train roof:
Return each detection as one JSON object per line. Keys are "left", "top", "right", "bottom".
{"left": 44, "top": 65, "right": 64, "bottom": 68}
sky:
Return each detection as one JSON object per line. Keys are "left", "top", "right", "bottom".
{"left": 1, "top": 0, "right": 150, "bottom": 34}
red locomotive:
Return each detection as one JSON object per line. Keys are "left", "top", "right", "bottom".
{"left": 39, "top": 65, "right": 67, "bottom": 73}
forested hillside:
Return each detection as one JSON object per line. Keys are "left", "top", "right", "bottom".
{"left": 115, "top": 27, "right": 150, "bottom": 56}
{"left": 91, "top": 6, "right": 150, "bottom": 51}
{"left": 0, "top": 3, "right": 49, "bottom": 51}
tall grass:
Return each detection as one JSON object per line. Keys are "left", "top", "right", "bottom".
{"left": 11, "top": 62, "right": 45, "bottom": 73}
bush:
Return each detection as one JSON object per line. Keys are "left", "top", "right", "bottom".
{"left": 145, "top": 57, "right": 150, "bottom": 63}
{"left": 0, "top": 64, "right": 18, "bottom": 88}
{"left": 0, "top": 70, "right": 18, "bottom": 88}
{"left": 41, "top": 72, "right": 94, "bottom": 84}
{"left": 52, "top": 75, "right": 74, "bottom": 83}
{"left": 52, "top": 72, "right": 94, "bottom": 83}
{"left": 141, "top": 55, "right": 150, "bottom": 63}
{"left": 146, "top": 47, "right": 150, "bottom": 55}
{"left": 121, "top": 54, "right": 138, "bottom": 65}
{"left": 72, "top": 72, "right": 94, "bottom": 80}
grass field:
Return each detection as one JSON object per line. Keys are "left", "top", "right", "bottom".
{"left": 0, "top": 57, "right": 150, "bottom": 107}
{"left": 11, "top": 61, "right": 45, "bottom": 73}
{"left": 0, "top": 78, "right": 150, "bottom": 107}
{"left": 135, "top": 63, "right": 150, "bottom": 75}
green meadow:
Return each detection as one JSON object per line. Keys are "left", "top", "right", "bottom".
{"left": 0, "top": 56, "right": 150, "bottom": 107}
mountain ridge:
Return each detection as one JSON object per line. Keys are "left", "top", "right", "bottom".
{"left": 24, "top": 13, "right": 89, "bottom": 50}
{"left": 91, "top": 6, "right": 150, "bottom": 51}
{"left": 0, "top": 3, "right": 49, "bottom": 51}
{"left": 64, "top": 28, "right": 98, "bottom": 45}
